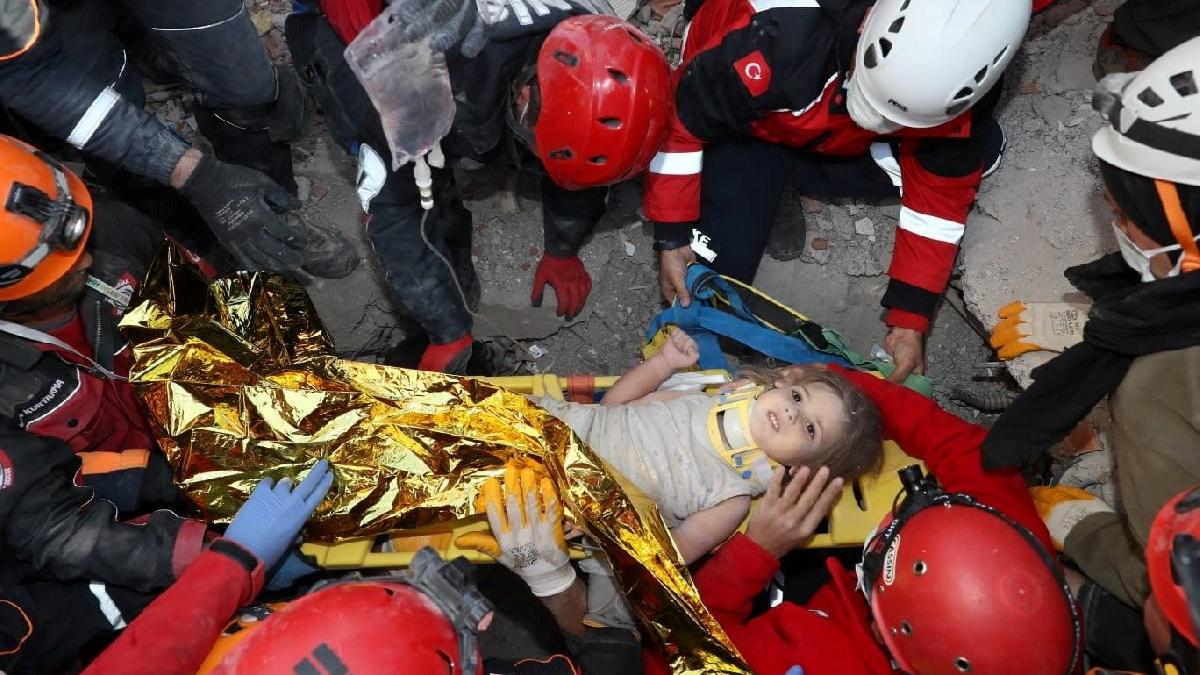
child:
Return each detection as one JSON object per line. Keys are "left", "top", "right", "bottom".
{"left": 539, "top": 328, "right": 883, "bottom": 563}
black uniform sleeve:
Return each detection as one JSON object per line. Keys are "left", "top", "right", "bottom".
{"left": 540, "top": 175, "right": 607, "bottom": 258}
{"left": 0, "top": 3, "right": 188, "bottom": 184}
{"left": 0, "top": 431, "right": 198, "bottom": 592}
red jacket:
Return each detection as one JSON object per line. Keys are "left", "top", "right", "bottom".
{"left": 643, "top": 0, "right": 999, "bottom": 333}
{"left": 648, "top": 367, "right": 1052, "bottom": 674}
{"left": 83, "top": 540, "right": 264, "bottom": 675}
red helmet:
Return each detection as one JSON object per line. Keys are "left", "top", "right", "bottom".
{"left": 533, "top": 15, "right": 671, "bottom": 190}
{"left": 1148, "top": 486, "right": 1200, "bottom": 647}
{"left": 214, "top": 549, "right": 492, "bottom": 675}
{"left": 861, "top": 468, "right": 1081, "bottom": 675}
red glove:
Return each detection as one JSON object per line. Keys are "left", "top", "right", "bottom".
{"left": 531, "top": 254, "right": 591, "bottom": 320}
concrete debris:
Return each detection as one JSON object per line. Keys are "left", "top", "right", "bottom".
{"left": 295, "top": 176, "right": 312, "bottom": 203}
{"left": 853, "top": 217, "right": 875, "bottom": 237}
{"left": 1033, "top": 95, "right": 1072, "bottom": 126}
{"left": 810, "top": 237, "right": 829, "bottom": 251}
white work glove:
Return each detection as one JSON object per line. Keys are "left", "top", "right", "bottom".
{"left": 1031, "top": 485, "right": 1115, "bottom": 550}
{"left": 456, "top": 462, "right": 576, "bottom": 597}
{"left": 990, "top": 301, "right": 1091, "bottom": 360}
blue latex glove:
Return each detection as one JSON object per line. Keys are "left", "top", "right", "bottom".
{"left": 265, "top": 548, "right": 321, "bottom": 591}
{"left": 224, "top": 460, "right": 334, "bottom": 570}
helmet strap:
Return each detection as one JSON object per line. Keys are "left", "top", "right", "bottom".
{"left": 407, "top": 548, "right": 494, "bottom": 675}
{"left": 1155, "top": 179, "right": 1200, "bottom": 274}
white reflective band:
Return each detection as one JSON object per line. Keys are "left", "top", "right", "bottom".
{"left": 89, "top": 582, "right": 128, "bottom": 629}
{"left": 648, "top": 150, "right": 703, "bottom": 176}
{"left": 356, "top": 143, "right": 388, "bottom": 213}
{"left": 898, "top": 207, "right": 965, "bottom": 244}
{"left": 870, "top": 142, "right": 903, "bottom": 191}
{"left": 750, "top": 0, "right": 818, "bottom": 11}
{"left": 150, "top": 5, "right": 244, "bottom": 32}
{"left": 66, "top": 87, "right": 120, "bottom": 149}
{"left": 0, "top": 317, "right": 127, "bottom": 381}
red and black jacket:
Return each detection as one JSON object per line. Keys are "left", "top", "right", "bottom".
{"left": 643, "top": 0, "right": 1000, "bottom": 333}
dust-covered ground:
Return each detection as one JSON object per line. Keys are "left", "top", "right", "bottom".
{"left": 149, "top": 0, "right": 1119, "bottom": 425}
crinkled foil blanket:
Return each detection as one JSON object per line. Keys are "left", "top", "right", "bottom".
{"left": 121, "top": 246, "right": 748, "bottom": 673}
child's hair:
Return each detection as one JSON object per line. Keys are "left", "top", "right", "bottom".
{"left": 740, "top": 365, "right": 885, "bottom": 481}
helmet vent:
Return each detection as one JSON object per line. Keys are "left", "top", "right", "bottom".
{"left": 1170, "top": 71, "right": 1197, "bottom": 97}
{"left": 608, "top": 68, "right": 630, "bottom": 85}
{"left": 912, "top": 560, "right": 927, "bottom": 576}
{"left": 946, "top": 100, "right": 970, "bottom": 118}
{"left": 887, "top": 17, "right": 905, "bottom": 33}
{"left": 553, "top": 50, "right": 579, "bottom": 67}
{"left": 599, "top": 117, "right": 623, "bottom": 129}
{"left": 899, "top": 0, "right": 910, "bottom": 9}
{"left": 588, "top": 155, "right": 607, "bottom": 165}
{"left": 878, "top": 37, "right": 893, "bottom": 58}
{"left": 992, "top": 46, "right": 1009, "bottom": 66}
{"left": 549, "top": 148, "right": 573, "bottom": 160}
{"left": 1138, "top": 87, "right": 1165, "bottom": 108}
{"left": 899, "top": 620, "right": 913, "bottom": 637}
{"left": 953, "top": 86, "right": 973, "bottom": 101}
{"left": 973, "top": 65, "right": 988, "bottom": 85}
{"left": 864, "top": 44, "right": 879, "bottom": 69}
{"left": 954, "top": 657, "right": 972, "bottom": 672}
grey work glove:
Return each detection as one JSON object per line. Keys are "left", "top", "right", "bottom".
{"left": 392, "top": 0, "right": 490, "bottom": 57}
{"left": 179, "top": 154, "right": 357, "bottom": 279}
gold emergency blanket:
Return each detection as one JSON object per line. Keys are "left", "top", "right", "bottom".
{"left": 121, "top": 245, "right": 749, "bottom": 674}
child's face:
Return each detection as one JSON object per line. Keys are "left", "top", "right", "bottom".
{"left": 748, "top": 382, "right": 848, "bottom": 466}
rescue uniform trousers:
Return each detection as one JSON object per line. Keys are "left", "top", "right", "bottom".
{"left": 1113, "top": 0, "right": 1200, "bottom": 57}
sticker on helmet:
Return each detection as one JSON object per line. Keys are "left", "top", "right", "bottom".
{"left": 883, "top": 534, "right": 900, "bottom": 586}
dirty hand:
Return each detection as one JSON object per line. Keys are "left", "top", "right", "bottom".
{"left": 392, "top": 0, "right": 489, "bottom": 57}
{"left": 746, "top": 465, "right": 843, "bottom": 559}
{"left": 224, "top": 460, "right": 335, "bottom": 570}
{"left": 658, "top": 245, "right": 695, "bottom": 307}
{"left": 178, "top": 153, "right": 357, "bottom": 278}
{"left": 455, "top": 463, "right": 575, "bottom": 597}
{"left": 658, "top": 327, "right": 700, "bottom": 370}
{"left": 1030, "top": 485, "right": 1113, "bottom": 550}
{"left": 990, "top": 301, "right": 1090, "bottom": 360}
{"left": 883, "top": 327, "right": 925, "bottom": 384}
{"left": 531, "top": 254, "right": 591, "bottom": 320}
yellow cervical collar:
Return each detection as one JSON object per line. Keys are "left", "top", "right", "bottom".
{"left": 707, "top": 385, "right": 777, "bottom": 482}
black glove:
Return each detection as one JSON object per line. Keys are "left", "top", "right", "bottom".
{"left": 178, "top": 154, "right": 357, "bottom": 278}
{"left": 393, "top": 0, "right": 489, "bottom": 57}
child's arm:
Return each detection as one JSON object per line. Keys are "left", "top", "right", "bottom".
{"left": 670, "top": 495, "right": 751, "bottom": 564}
{"left": 601, "top": 328, "right": 699, "bottom": 405}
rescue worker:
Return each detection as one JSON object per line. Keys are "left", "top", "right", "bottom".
{"left": 0, "top": 0, "right": 356, "bottom": 278}
{"left": 78, "top": 459, "right": 334, "bottom": 675}
{"left": 86, "top": 462, "right": 641, "bottom": 675}
{"left": 983, "top": 36, "right": 1200, "bottom": 672}
{"left": 644, "top": 0, "right": 1030, "bottom": 384}
{"left": 286, "top": 2, "right": 670, "bottom": 373}
{"left": 643, "top": 365, "right": 1082, "bottom": 675}
{"left": 0, "top": 134, "right": 188, "bottom": 510}
{"left": 0, "top": 430, "right": 218, "bottom": 672}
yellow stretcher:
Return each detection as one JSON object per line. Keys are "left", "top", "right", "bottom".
{"left": 301, "top": 373, "right": 921, "bottom": 569}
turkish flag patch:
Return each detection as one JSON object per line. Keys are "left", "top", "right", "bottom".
{"left": 734, "top": 51, "right": 771, "bottom": 97}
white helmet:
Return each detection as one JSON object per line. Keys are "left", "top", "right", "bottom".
{"left": 853, "top": 0, "right": 1031, "bottom": 129}
{"left": 1092, "top": 36, "right": 1200, "bottom": 187}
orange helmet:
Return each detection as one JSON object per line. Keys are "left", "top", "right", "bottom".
{"left": 214, "top": 549, "right": 493, "bottom": 675}
{"left": 860, "top": 467, "right": 1082, "bottom": 675}
{"left": 0, "top": 135, "right": 92, "bottom": 302}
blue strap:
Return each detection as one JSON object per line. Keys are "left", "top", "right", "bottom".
{"left": 646, "top": 302, "right": 852, "bottom": 372}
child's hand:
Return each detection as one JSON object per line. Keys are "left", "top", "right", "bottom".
{"left": 658, "top": 328, "right": 700, "bottom": 371}
{"left": 745, "top": 465, "right": 843, "bottom": 558}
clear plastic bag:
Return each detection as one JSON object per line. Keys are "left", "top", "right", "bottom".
{"left": 343, "top": 7, "right": 456, "bottom": 170}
